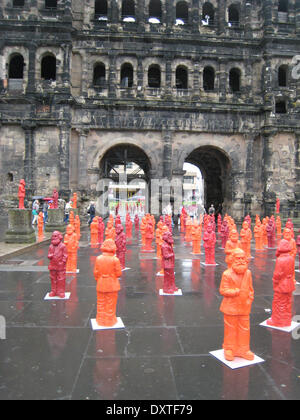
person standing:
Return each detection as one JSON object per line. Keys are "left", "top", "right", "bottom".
{"left": 32, "top": 200, "right": 39, "bottom": 225}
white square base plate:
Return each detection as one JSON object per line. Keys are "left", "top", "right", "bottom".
{"left": 210, "top": 349, "right": 264, "bottom": 370}
{"left": 201, "top": 262, "right": 219, "bottom": 266}
{"left": 159, "top": 289, "right": 182, "bottom": 296}
{"left": 122, "top": 267, "right": 131, "bottom": 272}
{"left": 66, "top": 269, "right": 80, "bottom": 274}
{"left": 90, "top": 317, "right": 125, "bottom": 331}
{"left": 260, "top": 319, "right": 300, "bottom": 333}
{"left": 295, "top": 270, "right": 300, "bottom": 274}
{"left": 44, "top": 292, "right": 71, "bottom": 300}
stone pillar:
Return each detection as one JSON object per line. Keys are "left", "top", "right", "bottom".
{"left": 294, "top": 131, "right": 300, "bottom": 219}
{"left": 217, "top": 0, "right": 225, "bottom": 35}
{"left": 164, "top": 56, "right": 172, "bottom": 99}
{"left": 192, "top": 59, "right": 200, "bottom": 101}
{"left": 244, "top": 0, "right": 252, "bottom": 39}
{"left": 61, "top": 43, "right": 71, "bottom": 90}
{"left": 5, "top": 210, "right": 36, "bottom": 244}
{"left": 262, "top": 130, "right": 277, "bottom": 216}
{"left": 162, "top": 130, "right": 173, "bottom": 179}
{"left": 136, "top": 0, "right": 145, "bottom": 32}
{"left": 165, "top": 1, "right": 175, "bottom": 31}
{"left": 219, "top": 61, "right": 226, "bottom": 102}
{"left": 296, "top": 0, "right": 300, "bottom": 33}
{"left": 108, "top": 53, "right": 117, "bottom": 98}
{"left": 23, "top": 122, "right": 36, "bottom": 197}
{"left": 59, "top": 124, "right": 71, "bottom": 199}
{"left": 137, "top": 57, "right": 144, "bottom": 97}
{"left": 78, "top": 129, "right": 89, "bottom": 190}
{"left": 45, "top": 209, "right": 66, "bottom": 233}
{"left": 263, "top": 0, "right": 274, "bottom": 34}
{"left": 26, "top": 43, "right": 37, "bottom": 94}
{"left": 191, "top": 0, "right": 200, "bottom": 33}
{"left": 230, "top": 170, "right": 246, "bottom": 222}
{"left": 243, "top": 133, "right": 256, "bottom": 215}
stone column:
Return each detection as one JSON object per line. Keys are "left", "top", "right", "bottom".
{"left": 263, "top": 0, "right": 274, "bottom": 35}
{"left": 162, "top": 130, "right": 173, "bottom": 179}
{"left": 244, "top": 0, "right": 252, "bottom": 39}
{"left": 61, "top": 43, "right": 71, "bottom": 91}
{"left": 45, "top": 209, "right": 66, "bottom": 233}
{"left": 165, "top": 1, "right": 175, "bottom": 31}
{"left": 217, "top": 0, "right": 225, "bottom": 35}
{"left": 23, "top": 122, "right": 36, "bottom": 197}
{"left": 191, "top": 0, "right": 200, "bottom": 33}
{"left": 26, "top": 43, "right": 37, "bottom": 94}
{"left": 59, "top": 124, "right": 71, "bottom": 199}
{"left": 136, "top": 0, "right": 145, "bottom": 31}
{"left": 294, "top": 131, "right": 300, "bottom": 219}
{"left": 136, "top": 57, "right": 144, "bottom": 98}
{"left": 262, "top": 130, "right": 277, "bottom": 216}
{"left": 243, "top": 133, "right": 256, "bottom": 215}
{"left": 164, "top": 56, "right": 172, "bottom": 99}
{"left": 78, "top": 129, "right": 89, "bottom": 189}
{"left": 296, "top": 0, "right": 300, "bottom": 33}
{"left": 108, "top": 53, "right": 117, "bottom": 98}
{"left": 219, "top": 61, "right": 226, "bottom": 102}
{"left": 192, "top": 59, "right": 200, "bottom": 101}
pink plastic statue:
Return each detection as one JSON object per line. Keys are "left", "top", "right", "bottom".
{"left": 203, "top": 223, "right": 217, "bottom": 265}
{"left": 48, "top": 231, "right": 68, "bottom": 298}
{"left": 297, "top": 230, "right": 300, "bottom": 267}
{"left": 18, "top": 179, "right": 26, "bottom": 209}
{"left": 115, "top": 224, "right": 126, "bottom": 270}
{"left": 276, "top": 198, "right": 280, "bottom": 214}
{"left": 134, "top": 214, "right": 139, "bottom": 232}
{"left": 220, "top": 220, "right": 229, "bottom": 249}
{"left": 219, "top": 248, "right": 255, "bottom": 361}
{"left": 266, "top": 219, "right": 276, "bottom": 248}
{"left": 98, "top": 217, "right": 105, "bottom": 244}
{"left": 267, "top": 239, "right": 295, "bottom": 328}
{"left": 161, "top": 231, "right": 178, "bottom": 294}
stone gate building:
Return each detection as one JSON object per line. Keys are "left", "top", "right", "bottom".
{"left": 0, "top": 0, "right": 300, "bottom": 220}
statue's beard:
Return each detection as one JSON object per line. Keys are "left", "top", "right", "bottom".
{"left": 233, "top": 263, "right": 247, "bottom": 274}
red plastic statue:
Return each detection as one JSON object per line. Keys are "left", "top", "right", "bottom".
{"left": 219, "top": 248, "right": 255, "bottom": 361}
{"left": 98, "top": 217, "right": 105, "bottom": 244}
{"left": 94, "top": 239, "right": 122, "bottom": 327}
{"left": 266, "top": 219, "right": 276, "bottom": 248}
{"left": 134, "top": 214, "right": 139, "bottom": 232}
{"left": 161, "top": 231, "right": 178, "bottom": 294}
{"left": 115, "top": 224, "right": 126, "bottom": 270}
{"left": 52, "top": 189, "right": 59, "bottom": 209}
{"left": 72, "top": 192, "right": 77, "bottom": 209}
{"left": 48, "top": 231, "right": 68, "bottom": 298}
{"left": 267, "top": 239, "right": 295, "bottom": 327}
{"left": 225, "top": 229, "right": 241, "bottom": 269}
{"left": 18, "top": 179, "right": 26, "bottom": 209}
{"left": 297, "top": 230, "right": 300, "bottom": 268}
{"left": 276, "top": 198, "right": 280, "bottom": 214}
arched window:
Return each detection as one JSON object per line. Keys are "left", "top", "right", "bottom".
{"left": 148, "top": 65, "right": 161, "bottom": 88}
{"left": 7, "top": 173, "right": 14, "bottom": 182}
{"left": 95, "top": 0, "right": 108, "bottom": 20}
{"left": 176, "top": 1, "right": 188, "bottom": 25}
{"left": 93, "top": 63, "right": 106, "bottom": 87}
{"left": 122, "top": 0, "right": 135, "bottom": 21}
{"left": 278, "top": 0, "right": 288, "bottom": 12}
{"left": 176, "top": 66, "right": 188, "bottom": 89}
{"left": 41, "top": 55, "right": 56, "bottom": 80}
{"left": 228, "top": 4, "right": 240, "bottom": 27}
{"left": 229, "top": 68, "right": 241, "bottom": 92}
{"left": 202, "top": 2, "right": 215, "bottom": 26}
{"left": 149, "top": 0, "right": 162, "bottom": 23}
{"left": 45, "top": 0, "right": 57, "bottom": 9}
{"left": 121, "top": 63, "right": 134, "bottom": 87}
{"left": 276, "top": 100, "right": 287, "bottom": 113}
{"left": 278, "top": 65, "right": 288, "bottom": 87}
{"left": 13, "top": 0, "right": 25, "bottom": 7}
{"left": 203, "top": 66, "right": 215, "bottom": 91}
{"left": 9, "top": 54, "right": 24, "bottom": 79}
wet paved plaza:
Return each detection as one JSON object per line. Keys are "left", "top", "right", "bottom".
{"left": 0, "top": 226, "right": 300, "bottom": 400}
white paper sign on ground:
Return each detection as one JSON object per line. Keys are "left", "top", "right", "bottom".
{"left": 90, "top": 317, "right": 125, "bottom": 331}
{"left": 44, "top": 292, "right": 71, "bottom": 301}
{"left": 260, "top": 319, "right": 300, "bottom": 333}
{"left": 210, "top": 349, "right": 264, "bottom": 370}
{"left": 159, "top": 289, "right": 182, "bottom": 296}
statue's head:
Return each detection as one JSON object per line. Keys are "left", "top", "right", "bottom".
{"left": 283, "top": 228, "right": 292, "bottom": 241}
{"left": 163, "top": 231, "right": 173, "bottom": 245}
{"left": 116, "top": 224, "right": 124, "bottom": 234}
{"left": 231, "top": 248, "right": 248, "bottom": 275}
{"left": 20, "top": 179, "right": 25, "bottom": 185}
{"left": 242, "top": 221, "right": 248, "bottom": 229}
{"left": 230, "top": 229, "right": 239, "bottom": 242}
{"left": 66, "top": 224, "right": 75, "bottom": 235}
{"left": 101, "top": 239, "right": 116, "bottom": 255}
{"left": 277, "top": 239, "right": 292, "bottom": 255}
{"left": 51, "top": 231, "right": 63, "bottom": 246}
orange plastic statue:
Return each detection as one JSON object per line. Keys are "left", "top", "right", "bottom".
{"left": 72, "top": 192, "right": 77, "bottom": 209}
{"left": 240, "top": 221, "right": 252, "bottom": 259}
{"left": 18, "top": 179, "right": 26, "bottom": 209}
{"left": 69, "top": 210, "right": 75, "bottom": 228}
{"left": 94, "top": 239, "right": 122, "bottom": 327}
{"left": 185, "top": 217, "right": 193, "bottom": 242}
{"left": 37, "top": 212, "right": 44, "bottom": 238}
{"left": 267, "top": 239, "right": 295, "bottom": 327}
{"left": 225, "top": 229, "right": 241, "bottom": 268}
{"left": 155, "top": 221, "right": 164, "bottom": 259}
{"left": 74, "top": 215, "right": 81, "bottom": 241}
{"left": 254, "top": 219, "right": 264, "bottom": 251}
{"left": 192, "top": 223, "right": 202, "bottom": 255}
{"left": 64, "top": 224, "right": 79, "bottom": 273}
{"left": 105, "top": 220, "right": 116, "bottom": 241}
{"left": 219, "top": 248, "right": 255, "bottom": 361}
{"left": 90, "top": 217, "right": 99, "bottom": 246}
